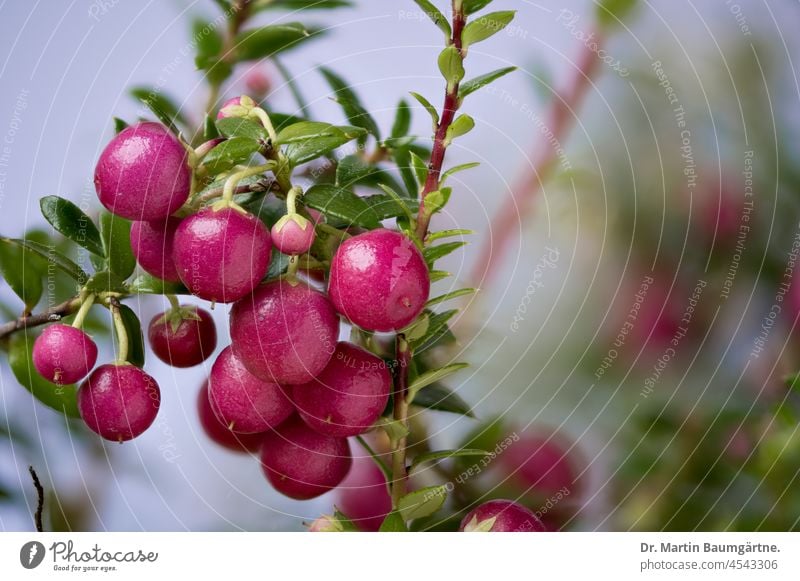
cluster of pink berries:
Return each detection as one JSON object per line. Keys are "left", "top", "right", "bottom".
{"left": 31, "top": 114, "right": 432, "bottom": 502}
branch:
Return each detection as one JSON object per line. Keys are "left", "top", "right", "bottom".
{"left": 28, "top": 466, "right": 44, "bottom": 533}
{"left": 0, "top": 297, "right": 80, "bottom": 341}
{"left": 468, "top": 29, "right": 604, "bottom": 288}
{"left": 415, "top": 2, "right": 467, "bottom": 240}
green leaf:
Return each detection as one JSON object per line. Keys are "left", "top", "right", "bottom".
{"left": 129, "top": 87, "right": 186, "bottom": 133}
{"left": 204, "top": 114, "right": 220, "bottom": 140}
{"left": 330, "top": 509, "right": 361, "bottom": 532}
{"left": 445, "top": 114, "right": 474, "bottom": 145}
{"left": 118, "top": 304, "right": 145, "bottom": 368}
{"left": 376, "top": 416, "right": 410, "bottom": 444}
{"left": 215, "top": 117, "right": 269, "bottom": 141}
{"left": 376, "top": 184, "right": 416, "bottom": 222}
{"left": 303, "top": 184, "right": 381, "bottom": 228}
{"left": 320, "top": 67, "right": 381, "bottom": 141}
{"left": 8, "top": 334, "right": 80, "bottom": 418}
{"left": 426, "top": 229, "right": 474, "bottom": 244}
{"left": 409, "top": 92, "right": 439, "bottom": 132}
{"left": 422, "top": 187, "right": 452, "bottom": 217}
{"left": 254, "top": 0, "right": 352, "bottom": 10}
{"left": 426, "top": 287, "right": 476, "bottom": 307}
{"left": 193, "top": 18, "right": 224, "bottom": 65}
{"left": 234, "top": 23, "right": 316, "bottom": 62}
{"left": 98, "top": 211, "right": 135, "bottom": 279}
{"left": 127, "top": 273, "right": 187, "bottom": 295}
{"left": 277, "top": 121, "right": 351, "bottom": 143}
{"left": 462, "top": 0, "right": 494, "bottom": 15}
{"left": 282, "top": 124, "right": 366, "bottom": 165}
{"left": 83, "top": 271, "right": 128, "bottom": 294}
{"left": 1, "top": 238, "right": 88, "bottom": 284}
{"left": 379, "top": 512, "right": 409, "bottom": 532}
{"left": 412, "top": 309, "right": 457, "bottom": 350}
{"left": 440, "top": 162, "right": 480, "bottom": 185}
{"left": 429, "top": 270, "right": 450, "bottom": 283}
{"left": 410, "top": 448, "right": 490, "bottom": 471}
{"left": 410, "top": 151, "right": 429, "bottom": 186}
{"left": 363, "top": 194, "right": 418, "bottom": 221}
{"left": 459, "top": 66, "right": 517, "bottom": 99}
{"left": 0, "top": 238, "right": 45, "bottom": 312}
{"left": 398, "top": 486, "right": 447, "bottom": 521}
{"left": 113, "top": 117, "right": 129, "bottom": 134}
{"left": 39, "top": 196, "right": 104, "bottom": 257}
{"left": 423, "top": 240, "right": 467, "bottom": 265}
{"left": 438, "top": 46, "right": 465, "bottom": 90}
{"left": 462, "top": 10, "right": 516, "bottom": 48}
{"left": 412, "top": 381, "right": 473, "bottom": 416}
{"left": 202, "top": 137, "right": 261, "bottom": 174}
{"left": 597, "top": 0, "right": 638, "bottom": 28}
{"left": 411, "top": 0, "right": 452, "bottom": 37}
{"left": 335, "top": 155, "right": 374, "bottom": 187}
{"left": 408, "top": 362, "right": 468, "bottom": 402}
{"left": 391, "top": 99, "right": 412, "bottom": 138}
{"left": 392, "top": 148, "right": 419, "bottom": 198}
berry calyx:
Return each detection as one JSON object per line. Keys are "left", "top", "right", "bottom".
{"left": 328, "top": 229, "right": 430, "bottom": 332}
{"left": 130, "top": 217, "right": 182, "bottom": 283}
{"left": 32, "top": 324, "right": 98, "bottom": 385}
{"left": 459, "top": 499, "right": 546, "bottom": 532}
{"left": 77, "top": 363, "right": 161, "bottom": 442}
{"left": 260, "top": 415, "right": 352, "bottom": 500}
{"left": 217, "top": 95, "right": 255, "bottom": 119}
{"left": 94, "top": 122, "right": 191, "bottom": 221}
{"left": 197, "top": 382, "right": 263, "bottom": 453}
{"left": 271, "top": 213, "right": 315, "bottom": 256}
{"left": 172, "top": 206, "right": 272, "bottom": 303}
{"left": 148, "top": 306, "right": 217, "bottom": 368}
{"left": 293, "top": 342, "right": 391, "bottom": 437}
{"left": 229, "top": 279, "right": 339, "bottom": 385}
{"left": 208, "top": 346, "right": 294, "bottom": 434}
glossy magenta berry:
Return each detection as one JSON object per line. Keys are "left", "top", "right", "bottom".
{"left": 197, "top": 382, "right": 263, "bottom": 453}
{"left": 130, "top": 217, "right": 182, "bottom": 282}
{"left": 260, "top": 415, "right": 352, "bottom": 500}
{"left": 148, "top": 307, "right": 217, "bottom": 368}
{"left": 229, "top": 280, "right": 339, "bottom": 385}
{"left": 32, "top": 324, "right": 98, "bottom": 385}
{"left": 208, "top": 346, "right": 294, "bottom": 434}
{"left": 336, "top": 456, "right": 392, "bottom": 531}
{"left": 172, "top": 207, "right": 272, "bottom": 303}
{"left": 271, "top": 214, "right": 315, "bottom": 256}
{"left": 328, "top": 229, "right": 430, "bottom": 332}
{"left": 292, "top": 342, "right": 391, "bottom": 437}
{"left": 77, "top": 364, "right": 161, "bottom": 442}
{"left": 459, "top": 499, "right": 546, "bottom": 532}
{"left": 94, "top": 122, "right": 191, "bottom": 221}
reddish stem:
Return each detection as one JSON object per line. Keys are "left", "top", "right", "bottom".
{"left": 468, "top": 30, "right": 604, "bottom": 288}
{"left": 415, "top": 3, "right": 467, "bottom": 240}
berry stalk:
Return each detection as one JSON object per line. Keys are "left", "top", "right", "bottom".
{"left": 390, "top": 334, "right": 412, "bottom": 506}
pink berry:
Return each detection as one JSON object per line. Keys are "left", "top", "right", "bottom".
{"left": 229, "top": 280, "right": 339, "bottom": 385}
{"left": 336, "top": 456, "right": 392, "bottom": 531}
{"left": 208, "top": 346, "right": 294, "bottom": 434}
{"left": 32, "top": 324, "right": 98, "bottom": 385}
{"left": 172, "top": 207, "right": 272, "bottom": 303}
{"left": 308, "top": 515, "right": 338, "bottom": 532}
{"left": 460, "top": 499, "right": 546, "bottom": 532}
{"left": 271, "top": 214, "right": 315, "bottom": 255}
{"left": 293, "top": 342, "right": 391, "bottom": 437}
{"left": 77, "top": 364, "right": 160, "bottom": 442}
{"left": 328, "top": 229, "right": 430, "bottom": 332}
{"left": 130, "top": 217, "right": 182, "bottom": 282}
{"left": 94, "top": 122, "right": 191, "bottom": 221}
{"left": 148, "top": 307, "right": 217, "bottom": 368}
{"left": 260, "top": 415, "right": 352, "bottom": 500}
{"left": 197, "top": 382, "right": 263, "bottom": 453}
{"left": 244, "top": 69, "right": 271, "bottom": 98}
{"left": 499, "top": 433, "right": 580, "bottom": 498}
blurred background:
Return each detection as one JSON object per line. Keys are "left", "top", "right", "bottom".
{"left": 1, "top": 0, "right": 800, "bottom": 531}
